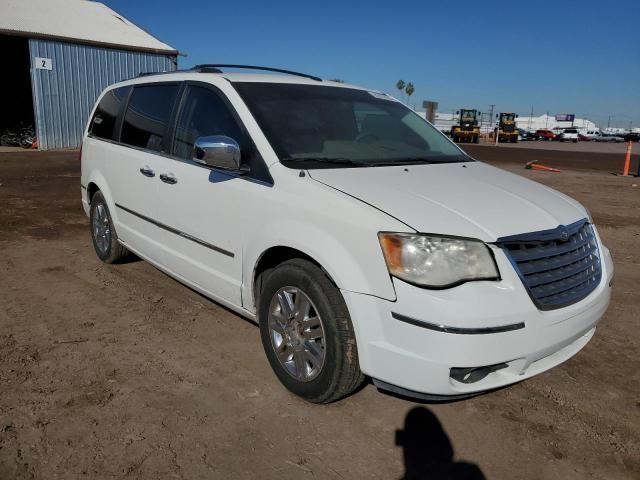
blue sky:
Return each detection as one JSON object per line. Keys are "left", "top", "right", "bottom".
{"left": 107, "top": 0, "right": 639, "bottom": 128}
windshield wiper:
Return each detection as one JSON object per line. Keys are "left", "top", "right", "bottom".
{"left": 281, "top": 157, "right": 371, "bottom": 167}
{"left": 372, "top": 156, "right": 469, "bottom": 166}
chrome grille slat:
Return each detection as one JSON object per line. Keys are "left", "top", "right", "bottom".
{"left": 536, "top": 277, "right": 600, "bottom": 305}
{"left": 508, "top": 234, "right": 592, "bottom": 262}
{"left": 498, "top": 220, "right": 602, "bottom": 310}
{"left": 530, "top": 265, "right": 599, "bottom": 297}
{"left": 524, "top": 254, "right": 600, "bottom": 288}
{"left": 517, "top": 246, "right": 593, "bottom": 275}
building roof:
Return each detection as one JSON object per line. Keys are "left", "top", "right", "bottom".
{"left": 0, "top": 0, "right": 177, "bottom": 55}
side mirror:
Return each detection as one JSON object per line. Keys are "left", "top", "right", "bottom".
{"left": 193, "top": 135, "right": 247, "bottom": 172}
{"left": 495, "top": 114, "right": 498, "bottom": 118}
{"left": 455, "top": 110, "right": 459, "bottom": 115}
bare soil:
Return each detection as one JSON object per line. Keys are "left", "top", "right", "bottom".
{"left": 0, "top": 149, "right": 638, "bottom": 479}
{"left": 464, "top": 143, "right": 640, "bottom": 173}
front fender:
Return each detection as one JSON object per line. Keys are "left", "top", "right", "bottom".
{"left": 242, "top": 221, "right": 397, "bottom": 313}
{"left": 240, "top": 164, "right": 415, "bottom": 311}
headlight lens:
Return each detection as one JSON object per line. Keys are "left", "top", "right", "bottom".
{"left": 378, "top": 233, "right": 499, "bottom": 288}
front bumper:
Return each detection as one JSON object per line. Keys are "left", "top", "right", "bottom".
{"left": 342, "top": 243, "right": 613, "bottom": 397}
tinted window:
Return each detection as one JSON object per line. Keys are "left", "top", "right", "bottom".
{"left": 89, "top": 87, "right": 127, "bottom": 140}
{"left": 121, "top": 84, "right": 179, "bottom": 152}
{"left": 173, "top": 85, "right": 245, "bottom": 160}
{"left": 234, "top": 83, "right": 466, "bottom": 168}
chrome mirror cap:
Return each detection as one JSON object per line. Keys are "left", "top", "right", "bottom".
{"left": 193, "top": 135, "right": 244, "bottom": 171}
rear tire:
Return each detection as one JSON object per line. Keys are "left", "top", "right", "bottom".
{"left": 258, "top": 259, "right": 364, "bottom": 403}
{"left": 90, "top": 191, "right": 128, "bottom": 263}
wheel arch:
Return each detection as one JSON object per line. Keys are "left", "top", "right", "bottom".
{"left": 84, "top": 171, "right": 118, "bottom": 221}
{"left": 86, "top": 181, "right": 100, "bottom": 203}
{"left": 252, "top": 246, "right": 339, "bottom": 312}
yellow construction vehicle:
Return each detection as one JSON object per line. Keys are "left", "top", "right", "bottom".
{"left": 451, "top": 109, "right": 480, "bottom": 143}
{"left": 495, "top": 112, "right": 519, "bottom": 143}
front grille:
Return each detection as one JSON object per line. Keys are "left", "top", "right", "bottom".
{"left": 498, "top": 220, "right": 601, "bottom": 310}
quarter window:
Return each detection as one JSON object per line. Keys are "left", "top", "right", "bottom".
{"left": 121, "top": 84, "right": 179, "bottom": 152}
{"left": 173, "top": 85, "right": 245, "bottom": 160}
{"left": 89, "top": 87, "right": 127, "bottom": 140}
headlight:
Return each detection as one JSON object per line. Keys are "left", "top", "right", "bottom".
{"left": 378, "top": 233, "right": 499, "bottom": 288}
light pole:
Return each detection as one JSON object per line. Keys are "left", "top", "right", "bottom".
{"left": 488, "top": 104, "right": 496, "bottom": 143}
{"left": 528, "top": 106, "right": 534, "bottom": 131}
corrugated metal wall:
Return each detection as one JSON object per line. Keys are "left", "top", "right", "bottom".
{"left": 29, "top": 38, "right": 176, "bottom": 150}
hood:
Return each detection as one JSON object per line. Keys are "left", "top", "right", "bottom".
{"left": 308, "top": 161, "right": 587, "bottom": 242}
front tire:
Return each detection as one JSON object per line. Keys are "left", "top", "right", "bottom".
{"left": 258, "top": 259, "right": 364, "bottom": 403}
{"left": 90, "top": 191, "right": 128, "bottom": 263}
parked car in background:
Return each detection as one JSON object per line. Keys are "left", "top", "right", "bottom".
{"left": 623, "top": 132, "right": 640, "bottom": 142}
{"left": 81, "top": 65, "right": 614, "bottom": 403}
{"left": 518, "top": 129, "right": 537, "bottom": 141}
{"left": 594, "top": 133, "right": 624, "bottom": 142}
{"left": 557, "top": 128, "right": 579, "bottom": 143}
{"left": 583, "top": 130, "right": 601, "bottom": 140}
{"left": 535, "top": 129, "right": 555, "bottom": 141}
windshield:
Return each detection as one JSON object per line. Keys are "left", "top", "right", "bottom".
{"left": 233, "top": 83, "right": 469, "bottom": 168}
{"left": 501, "top": 114, "right": 515, "bottom": 121}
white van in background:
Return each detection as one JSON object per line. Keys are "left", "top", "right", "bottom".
{"left": 583, "top": 129, "right": 601, "bottom": 140}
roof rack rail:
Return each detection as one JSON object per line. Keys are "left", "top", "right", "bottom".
{"left": 136, "top": 70, "right": 180, "bottom": 78}
{"left": 190, "top": 64, "right": 322, "bottom": 81}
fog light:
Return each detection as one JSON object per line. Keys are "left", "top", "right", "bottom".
{"left": 450, "top": 363, "right": 508, "bottom": 384}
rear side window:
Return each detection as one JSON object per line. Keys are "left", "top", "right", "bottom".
{"left": 173, "top": 85, "right": 245, "bottom": 160}
{"left": 121, "top": 84, "right": 179, "bottom": 153}
{"left": 89, "top": 87, "right": 127, "bottom": 140}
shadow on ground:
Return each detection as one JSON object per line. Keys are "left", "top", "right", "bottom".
{"left": 397, "top": 407, "right": 485, "bottom": 480}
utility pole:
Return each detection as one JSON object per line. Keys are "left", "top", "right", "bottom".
{"left": 607, "top": 116, "right": 611, "bottom": 129}
{"left": 488, "top": 104, "right": 495, "bottom": 137}
{"left": 529, "top": 105, "right": 534, "bottom": 130}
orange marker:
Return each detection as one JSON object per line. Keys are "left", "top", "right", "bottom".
{"left": 525, "top": 160, "right": 560, "bottom": 172}
{"left": 623, "top": 141, "right": 632, "bottom": 176}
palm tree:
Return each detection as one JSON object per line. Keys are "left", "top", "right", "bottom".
{"left": 396, "top": 80, "right": 405, "bottom": 101}
{"left": 405, "top": 82, "right": 415, "bottom": 107}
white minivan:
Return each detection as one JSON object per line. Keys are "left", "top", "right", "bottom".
{"left": 81, "top": 65, "right": 613, "bottom": 403}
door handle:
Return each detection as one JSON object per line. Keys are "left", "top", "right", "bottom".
{"left": 159, "top": 173, "right": 178, "bottom": 184}
{"left": 139, "top": 166, "right": 155, "bottom": 177}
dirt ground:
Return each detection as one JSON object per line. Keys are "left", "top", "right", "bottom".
{"left": 464, "top": 143, "right": 639, "bottom": 173}
{"left": 0, "top": 148, "right": 638, "bottom": 480}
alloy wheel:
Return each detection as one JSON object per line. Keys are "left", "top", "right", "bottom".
{"left": 267, "top": 286, "right": 326, "bottom": 382}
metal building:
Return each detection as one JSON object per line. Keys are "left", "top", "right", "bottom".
{"left": 0, "top": 0, "right": 178, "bottom": 150}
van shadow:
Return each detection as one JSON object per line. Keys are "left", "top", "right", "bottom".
{"left": 396, "top": 407, "right": 486, "bottom": 480}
